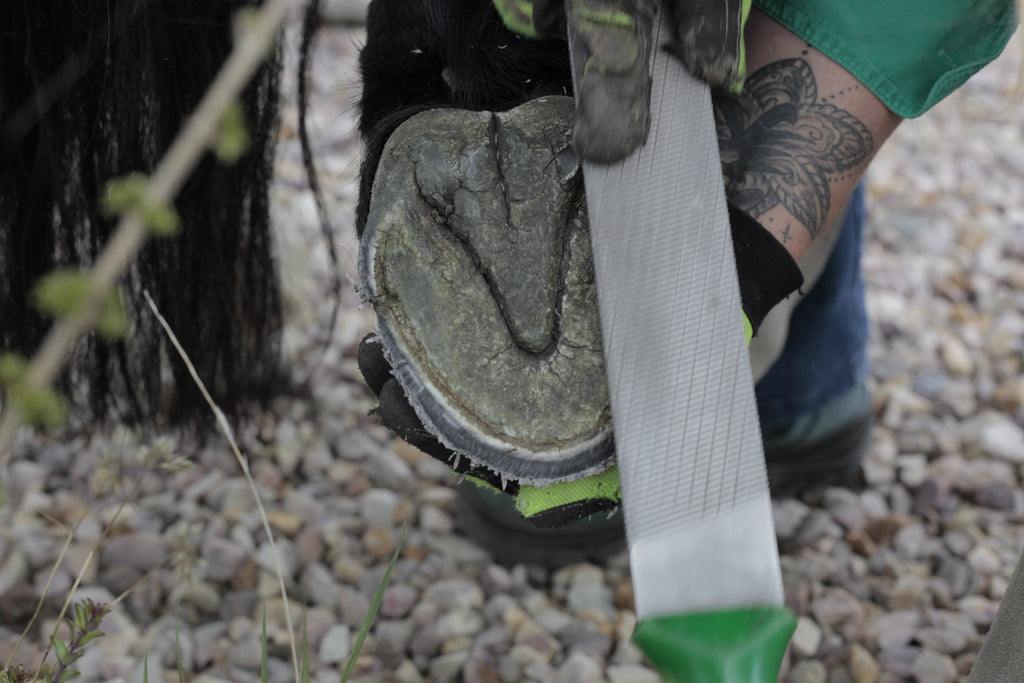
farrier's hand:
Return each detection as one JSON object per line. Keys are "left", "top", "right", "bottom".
{"left": 492, "top": 0, "right": 749, "bottom": 162}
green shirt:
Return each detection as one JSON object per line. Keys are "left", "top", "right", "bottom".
{"left": 754, "top": 0, "right": 1018, "bottom": 116}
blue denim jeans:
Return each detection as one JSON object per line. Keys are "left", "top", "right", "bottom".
{"left": 754, "top": 183, "right": 869, "bottom": 431}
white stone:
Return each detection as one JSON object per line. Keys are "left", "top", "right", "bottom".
{"left": 318, "top": 623, "right": 351, "bottom": 664}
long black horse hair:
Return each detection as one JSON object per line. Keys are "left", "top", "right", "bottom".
{"left": 0, "top": 0, "right": 334, "bottom": 425}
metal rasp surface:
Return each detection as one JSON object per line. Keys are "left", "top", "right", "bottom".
{"left": 573, "top": 12, "right": 784, "bottom": 621}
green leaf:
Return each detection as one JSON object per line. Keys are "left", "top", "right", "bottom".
{"left": 301, "top": 615, "right": 311, "bottom": 683}
{"left": 261, "top": 607, "right": 269, "bottom": 683}
{"left": 32, "top": 270, "right": 90, "bottom": 318}
{"left": 73, "top": 603, "right": 88, "bottom": 630}
{"left": 56, "top": 669, "right": 80, "bottom": 683}
{"left": 142, "top": 653, "right": 148, "bottom": 683}
{"left": 175, "top": 605, "right": 185, "bottom": 683}
{"left": 214, "top": 100, "right": 251, "bottom": 163}
{"left": 140, "top": 203, "right": 181, "bottom": 237}
{"left": 78, "top": 631, "right": 105, "bottom": 648}
{"left": 97, "top": 291, "right": 128, "bottom": 340}
{"left": 50, "top": 635, "right": 70, "bottom": 665}
{"left": 341, "top": 521, "right": 407, "bottom": 682}
{"left": 11, "top": 385, "right": 67, "bottom": 429}
{"left": 0, "top": 353, "right": 27, "bottom": 386}
{"left": 102, "top": 175, "right": 148, "bottom": 215}
{"left": 102, "top": 174, "right": 180, "bottom": 236}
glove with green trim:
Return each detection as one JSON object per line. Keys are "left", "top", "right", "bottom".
{"left": 492, "top": 0, "right": 751, "bottom": 162}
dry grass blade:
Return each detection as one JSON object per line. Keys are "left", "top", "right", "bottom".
{"left": 143, "top": 290, "right": 300, "bottom": 682}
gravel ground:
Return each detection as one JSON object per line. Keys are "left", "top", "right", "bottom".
{"left": 1, "top": 15, "right": 1023, "bottom": 683}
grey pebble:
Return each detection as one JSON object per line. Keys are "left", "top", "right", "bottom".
{"left": 791, "top": 616, "right": 824, "bottom": 657}
{"left": 101, "top": 532, "right": 168, "bottom": 571}
{"left": 810, "top": 588, "right": 864, "bottom": 630}
{"left": 911, "top": 649, "right": 958, "bottom": 683}
{"left": 373, "top": 619, "right": 413, "bottom": 658}
{"left": 897, "top": 454, "right": 928, "bottom": 488}
{"left": 380, "top": 583, "right": 419, "bottom": 618}
{"left": 368, "top": 448, "right": 415, "bottom": 489}
{"left": 567, "top": 581, "right": 615, "bottom": 621}
{"left": 869, "top": 610, "right": 919, "bottom": 650}
{"left": 228, "top": 636, "right": 264, "bottom": 670}
{"left": 0, "top": 550, "right": 28, "bottom": 599}
{"left": 428, "top": 650, "right": 471, "bottom": 683}
{"left": 299, "top": 562, "right": 342, "bottom": 606}
{"left": 774, "top": 498, "right": 812, "bottom": 539}
{"left": 823, "top": 488, "right": 867, "bottom": 532}
{"left": 425, "top": 534, "right": 491, "bottom": 563}
{"left": 975, "top": 481, "right": 1017, "bottom": 510}
{"left": 360, "top": 487, "right": 401, "bottom": 528}
{"left": 255, "top": 538, "right": 297, "bottom": 578}
{"left": 893, "top": 523, "right": 928, "bottom": 560}
{"left": 339, "top": 585, "right": 372, "bottom": 628}
{"left": 419, "top": 503, "right": 453, "bottom": 534}
{"left": 477, "top": 563, "right": 514, "bottom": 597}
{"left": 202, "top": 536, "right": 249, "bottom": 582}
{"left": 607, "top": 664, "right": 660, "bottom": 683}
{"left": 977, "top": 416, "right": 1024, "bottom": 462}
{"left": 534, "top": 606, "right": 575, "bottom": 635}
{"left": 967, "top": 543, "right": 1002, "bottom": 574}
{"left": 193, "top": 622, "right": 228, "bottom": 669}
{"left": 435, "top": 607, "right": 485, "bottom": 639}
{"left": 514, "top": 619, "right": 561, "bottom": 661}
{"left": 319, "top": 623, "right": 352, "bottom": 664}
{"left": 555, "top": 651, "right": 604, "bottom": 682}
{"left": 915, "top": 626, "right": 968, "bottom": 654}
{"left": 876, "top": 645, "right": 922, "bottom": 678}
{"left": 423, "top": 578, "right": 484, "bottom": 610}
{"left": 788, "top": 660, "right": 827, "bottom": 683}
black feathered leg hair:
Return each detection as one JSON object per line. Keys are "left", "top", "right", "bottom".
{"left": 0, "top": 0, "right": 284, "bottom": 423}
{"left": 355, "top": 0, "right": 574, "bottom": 236}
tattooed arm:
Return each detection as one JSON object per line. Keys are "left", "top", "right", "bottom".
{"left": 714, "top": 10, "right": 902, "bottom": 263}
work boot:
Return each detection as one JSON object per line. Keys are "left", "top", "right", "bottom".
{"left": 763, "top": 381, "right": 873, "bottom": 498}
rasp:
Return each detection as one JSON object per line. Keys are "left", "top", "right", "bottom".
{"left": 570, "top": 7, "right": 795, "bottom": 681}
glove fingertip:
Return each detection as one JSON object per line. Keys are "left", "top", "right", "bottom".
{"left": 357, "top": 333, "right": 392, "bottom": 396}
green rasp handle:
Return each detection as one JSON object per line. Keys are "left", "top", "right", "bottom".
{"left": 634, "top": 606, "right": 796, "bottom": 683}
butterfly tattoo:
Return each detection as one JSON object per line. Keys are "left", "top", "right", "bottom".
{"left": 713, "top": 58, "right": 873, "bottom": 237}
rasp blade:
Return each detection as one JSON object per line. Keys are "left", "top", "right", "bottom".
{"left": 575, "top": 10, "right": 784, "bottom": 620}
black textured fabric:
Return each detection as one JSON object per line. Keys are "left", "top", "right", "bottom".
{"left": 525, "top": 496, "right": 619, "bottom": 528}
{"left": 358, "top": 335, "right": 520, "bottom": 494}
{"left": 729, "top": 203, "right": 805, "bottom": 334}
{"left": 530, "top": 0, "right": 568, "bottom": 37}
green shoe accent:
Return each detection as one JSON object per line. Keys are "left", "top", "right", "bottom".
{"left": 493, "top": 0, "right": 541, "bottom": 38}
{"left": 574, "top": 6, "right": 636, "bottom": 31}
{"left": 633, "top": 606, "right": 796, "bottom": 683}
{"left": 732, "top": 0, "right": 752, "bottom": 94}
{"left": 742, "top": 310, "right": 753, "bottom": 346}
{"left": 517, "top": 466, "right": 622, "bottom": 526}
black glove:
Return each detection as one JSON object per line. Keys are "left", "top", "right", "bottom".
{"left": 491, "top": 0, "right": 750, "bottom": 162}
